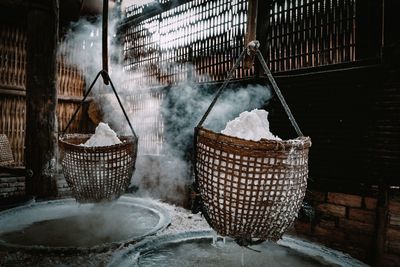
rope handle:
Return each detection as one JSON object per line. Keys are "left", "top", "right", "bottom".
{"left": 61, "top": 70, "right": 138, "bottom": 139}
{"left": 196, "top": 40, "right": 304, "bottom": 137}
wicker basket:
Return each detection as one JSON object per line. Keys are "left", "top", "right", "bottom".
{"left": 0, "top": 134, "right": 14, "bottom": 166}
{"left": 59, "top": 134, "right": 138, "bottom": 203}
{"left": 195, "top": 127, "right": 311, "bottom": 242}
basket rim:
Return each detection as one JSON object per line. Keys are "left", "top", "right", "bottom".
{"left": 58, "top": 133, "right": 137, "bottom": 151}
{"left": 197, "top": 127, "right": 311, "bottom": 149}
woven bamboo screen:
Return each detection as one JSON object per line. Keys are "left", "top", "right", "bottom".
{"left": 0, "top": 24, "right": 26, "bottom": 90}
{"left": 57, "top": 42, "right": 85, "bottom": 98}
{"left": 121, "top": 0, "right": 251, "bottom": 155}
{"left": 124, "top": 90, "right": 164, "bottom": 155}
{"left": 123, "top": 0, "right": 251, "bottom": 86}
{"left": 0, "top": 23, "right": 86, "bottom": 166}
{"left": 264, "top": 0, "right": 356, "bottom": 72}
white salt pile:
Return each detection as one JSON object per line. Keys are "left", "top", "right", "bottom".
{"left": 81, "top": 122, "right": 122, "bottom": 147}
{"left": 221, "top": 109, "right": 281, "bottom": 141}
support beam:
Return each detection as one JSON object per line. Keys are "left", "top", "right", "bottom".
{"left": 25, "top": 0, "right": 59, "bottom": 198}
{"left": 244, "top": 0, "right": 258, "bottom": 69}
{"left": 373, "top": 180, "right": 389, "bottom": 267}
{"left": 243, "top": 0, "right": 273, "bottom": 73}
{"left": 355, "top": 0, "right": 383, "bottom": 60}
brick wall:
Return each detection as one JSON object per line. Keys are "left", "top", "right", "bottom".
{"left": 0, "top": 175, "right": 25, "bottom": 199}
{"left": 0, "top": 174, "right": 71, "bottom": 200}
{"left": 294, "top": 190, "right": 400, "bottom": 266}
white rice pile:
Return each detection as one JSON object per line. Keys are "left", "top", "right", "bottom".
{"left": 81, "top": 122, "right": 122, "bottom": 147}
{"left": 221, "top": 109, "right": 281, "bottom": 141}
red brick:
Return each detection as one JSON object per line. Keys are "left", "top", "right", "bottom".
{"left": 348, "top": 208, "right": 376, "bottom": 224}
{"left": 316, "top": 203, "right": 346, "bottom": 218}
{"left": 314, "top": 226, "right": 346, "bottom": 243}
{"left": 13, "top": 191, "right": 24, "bottom": 196}
{"left": 319, "top": 218, "right": 337, "bottom": 228}
{"left": 389, "top": 200, "right": 400, "bottom": 214}
{"left": 0, "top": 177, "right": 17, "bottom": 183}
{"left": 9, "top": 182, "right": 22, "bottom": 188}
{"left": 327, "top": 192, "right": 362, "bottom": 208}
{"left": 364, "top": 197, "right": 377, "bottom": 210}
{"left": 339, "top": 218, "right": 374, "bottom": 234}
{"left": 0, "top": 188, "right": 17, "bottom": 193}
{"left": 310, "top": 191, "right": 326, "bottom": 202}
{"left": 347, "top": 233, "right": 373, "bottom": 248}
{"left": 387, "top": 241, "right": 400, "bottom": 254}
{"left": 387, "top": 227, "right": 400, "bottom": 242}
{"left": 383, "top": 253, "right": 400, "bottom": 267}
{"left": 389, "top": 213, "right": 400, "bottom": 227}
{"left": 294, "top": 221, "right": 312, "bottom": 235}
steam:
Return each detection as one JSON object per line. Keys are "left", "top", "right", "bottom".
{"left": 59, "top": 12, "right": 122, "bottom": 85}
{"left": 162, "top": 82, "right": 271, "bottom": 157}
{"left": 131, "top": 82, "right": 272, "bottom": 204}
{"left": 58, "top": 8, "right": 272, "bottom": 205}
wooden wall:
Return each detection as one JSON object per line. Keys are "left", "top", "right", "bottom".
{"left": 0, "top": 23, "right": 85, "bottom": 166}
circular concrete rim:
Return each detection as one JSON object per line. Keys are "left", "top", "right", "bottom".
{"left": 108, "top": 230, "right": 368, "bottom": 267}
{"left": 0, "top": 195, "right": 171, "bottom": 253}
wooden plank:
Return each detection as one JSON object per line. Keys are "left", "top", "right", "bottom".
{"left": 373, "top": 181, "right": 389, "bottom": 267}
{"left": 355, "top": 0, "right": 383, "bottom": 60}
{"left": 25, "top": 0, "right": 59, "bottom": 198}
{"left": 0, "top": 87, "right": 91, "bottom": 103}
{"left": 255, "top": 0, "right": 272, "bottom": 75}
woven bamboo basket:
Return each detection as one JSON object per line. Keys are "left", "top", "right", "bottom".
{"left": 0, "top": 134, "right": 14, "bottom": 166}
{"left": 195, "top": 127, "right": 311, "bottom": 242}
{"left": 192, "top": 43, "right": 312, "bottom": 244}
{"left": 59, "top": 134, "right": 138, "bottom": 203}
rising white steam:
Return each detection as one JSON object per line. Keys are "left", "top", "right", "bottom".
{"left": 58, "top": 7, "right": 272, "bottom": 205}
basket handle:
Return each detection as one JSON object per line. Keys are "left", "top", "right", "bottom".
{"left": 196, "top": 41, "right": 304, "bottom": 137}
{"left": 61, "top": 70, "right": 138, "bottom": 139}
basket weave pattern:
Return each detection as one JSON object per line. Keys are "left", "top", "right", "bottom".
{"left": 195, "top": 128, "right": 311, "bottom": 241}
{"left": 59, "top": 134, "right": 137, "bottom": 203}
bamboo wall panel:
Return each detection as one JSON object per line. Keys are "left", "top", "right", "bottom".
{"left": 57, "top": 39, "right": 85, "bottom": 98}
{"left": 0, "top": 24, "right": 85, "bottom": 97}
{"left": 264, "top": 0, "right": 356, "bottom": 72}
{"left": 123, "top": 0, "right": 251, "bottom": 86}
{"left": 57, "top": 102, "right": 83, "bottom": 135}
{"left": 0, "top": 23, "right": 86, "bottom": 166}
{"left": 0, "top": 24, "right": 26, "bottom": 89}
{"left": 125, "top": 90, "right": 165, "bottom": 155}
{"left": 122, "top": 0, "right": 251, "bottom": 156}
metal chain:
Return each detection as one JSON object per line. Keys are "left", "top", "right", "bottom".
{"left": 196, "top": 43, "right": 303, "bottom": 137}
{"left": 61, "top": 70, "right": 103, "bottom": 135}
{"left": 196, "top": 49, "right": 248, "bottom": 128}
{"left": 256, "top": 50, "right": 304, "bottom": 137}
{"left": 61, "top": 70, "right": 137, "bottom": 138}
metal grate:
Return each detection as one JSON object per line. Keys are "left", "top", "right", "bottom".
{"left": 122, "top": 0, "right": 251, "bottom": 86}
{"left": 265, "top": 0, "right": 357, "bottom": 72}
